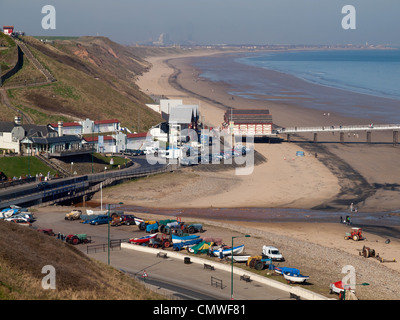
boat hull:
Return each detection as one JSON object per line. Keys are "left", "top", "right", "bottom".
{"left": 213, "top": 245, "right": 245, "bottom": 257}
{"left": 283, "top": 273, "right": 309, "bottom": 283}
{"left": 226, "top": 255, "right": 251, "bottom": 262}
{"left": 129, "top": 233, "right": 157, "bottom": 244}
{"left": 171, "top": 234, "right": 200, "bottom": 244}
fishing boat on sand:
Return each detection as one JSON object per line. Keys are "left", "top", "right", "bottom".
{"left": 212, "top": 245, "right": 245, "bottom": 257}
{"left": 329, "top": 281, "right": 355, "bottom": 294}
{"left": 128, "top": 233, "right": 157, "bottom": 244}
{"left": 225, "top": 255, "right": 252, "bottom": 262}
{"left": 275, "top": 267, "right": 309, "bottom": 283}
{"left": 171, "top": 234, "right": 200, "bottom": 244}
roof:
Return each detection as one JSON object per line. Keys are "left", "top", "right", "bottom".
{"left": 0, "top": 121, "right": 18, "bottom": 132}
{"left": 25, "top": 135, "right": 82, "bottom": 145}
{"left": 169, "top": 106, "right": 194, "bottom": 124}
{"left": 0, "top": 122, "right": 56, "bottom": 137}
{"left": 94, "top": 119, "right": 120, "bottom": 125}
{"left": 127, "top": 132, "right": 150, "bottom": 139}
{"left": 50, "top": 122, "right": 82, "bottom": 128}
{"left": 224, "top": 109, "right": 273, "bottom": 124}
{"left": 83, "top": 136, "right": 115, "bottom": 142}
{"left": 228, "top": 109, "right": 270, "bottom": 115}
{"left": 3, "top": 26, "right": 14, "bottom": 29}
{"left": 23, "top": 124, "right": 57, "bottom": 137}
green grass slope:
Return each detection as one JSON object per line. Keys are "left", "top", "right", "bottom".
{"left": 2, "top": 36, "right": 163, "bottom": 131}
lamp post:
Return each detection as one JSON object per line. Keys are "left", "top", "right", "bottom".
{"left": 107, "top": 203, "right": 111, "bottom": 265}
{"left": 231, "top": 234, "right": 250, "bottom": 300}
{"left": 107, "top": 202, "right": 123, "bottom": 266}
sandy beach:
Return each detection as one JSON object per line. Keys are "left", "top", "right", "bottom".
{"left": 91, "top": 49, "right": 400, "bottom": 299}
{"left": 103, "top": 51, "right": 342, "bottom": 210}
{"left": 101, "top": 49, "right": 400, "bottom": 213}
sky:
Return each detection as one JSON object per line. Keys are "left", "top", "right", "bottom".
{"left": 0, "top": 0, "right": 399, "bottom": 46}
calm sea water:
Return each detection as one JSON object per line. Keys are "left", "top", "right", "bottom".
{"left": 236, "top": 49, "right": 400, "bottom": 101}
{"left": 195, "top": 49, "right": 400, "bottom": 122}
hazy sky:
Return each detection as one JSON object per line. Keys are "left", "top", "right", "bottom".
{"left": 0, "top": 0, "right": 399, "bottom": 45}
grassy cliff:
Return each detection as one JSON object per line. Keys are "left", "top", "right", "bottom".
{"left": 1, "top": 36, "right": 165, "bottom": 131}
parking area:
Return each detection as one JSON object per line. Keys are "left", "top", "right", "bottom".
{"left": 32, "top": 206, "right": 291, "bottom": 300}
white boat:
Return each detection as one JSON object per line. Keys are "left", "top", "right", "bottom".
{"left": 225, "top": 255, "right": 251, "bottom": 262}
{"left": 280, "top": 267, "right": 309, "bottom": 284}
{"left": 86, "top": 209, "right": 107, "bottom": 216}
{"left": 329, "top": 281, "right": 355, "bottom": 294}
{"left": 212, "top": 245, "right": 245, "bottom": 257}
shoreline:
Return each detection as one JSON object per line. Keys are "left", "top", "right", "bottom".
{"left": 161, "top": 52, "right": 400, "bottom": 213}
{"left": 96, "top": 48, "right": 400, "bottom": 214}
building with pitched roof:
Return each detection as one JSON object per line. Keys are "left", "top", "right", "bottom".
{"left": 223, "top": 108, "right": 274, "bottom": 136}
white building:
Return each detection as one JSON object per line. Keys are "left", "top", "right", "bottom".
{"left": 50, "top": 121, "right": 82, "bottom": 136}
{"left": 160, "top": 99, "right": 183, "bottom": 117}
{"left": 0, "top": 121, "right": 25, "bottom": 153}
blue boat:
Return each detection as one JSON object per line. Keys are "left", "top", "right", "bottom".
{"left": 171, "top": 234, "right": 200, "bottom": 244}
{"left": 275, "top": 267, "right": 309, "bottom": 283}
{"left": 172, "top": 238, "right": 202, "bottom": 251}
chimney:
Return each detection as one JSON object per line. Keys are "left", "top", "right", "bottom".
{"left": 14, "top": 115, "right": 21, "bottom": 125}
{"left": 58, "top": 121, "right": 63, "bottom": 136}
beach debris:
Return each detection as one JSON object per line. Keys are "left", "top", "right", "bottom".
{"left": 385, "top": 239, "right": 391, "bottom": 244}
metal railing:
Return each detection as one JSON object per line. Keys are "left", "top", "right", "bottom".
{"left": 86, "top": 239, "right": 128, "bottom": 254}
{"left": 277, "top": 124, "right": 400, "bottom": 134}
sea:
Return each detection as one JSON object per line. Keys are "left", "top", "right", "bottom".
{"left": 194, "top": 48, "right": 400, "bottom": 123}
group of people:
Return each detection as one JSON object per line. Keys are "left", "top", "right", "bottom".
{"left": 340, "top": 215, "right": 352, "bottom": 225}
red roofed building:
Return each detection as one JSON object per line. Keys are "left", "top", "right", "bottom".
{"left": 127, "top": 132, "right": 151, "bottom": 150}
{"left": 83, "top": 135, "right": 115, "bottom": 153}
{"left": 94, "top": 119, "right": 120, "bottom": 133}
{"left": 50, "top": 122, "right": 82, "bottom": 136}
{"left": 3, "top": 26, "right": 14, "bottom": 35}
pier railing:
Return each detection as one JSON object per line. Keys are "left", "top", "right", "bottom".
{"left": 277, "top": 124, "right": 400, "bottom": 134}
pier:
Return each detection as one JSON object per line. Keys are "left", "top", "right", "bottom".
{"left": 276, "top": 124, "right": 400, "bottom": 145}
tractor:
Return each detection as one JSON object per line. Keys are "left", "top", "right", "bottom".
{"left": 148, "top": 234, "right": 172, "bottom": 249}
{"left": 246, "top": 256, "right": 273, "bottom": 270}
{"left": 66, "top": 233, "right": 91, "bottom": 245}
{"left": 344, "top": 227, "right": 363, "bottom": 241}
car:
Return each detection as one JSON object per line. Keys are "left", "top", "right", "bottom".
{"left": 120, "top": 214, "right": 137, "bottom": 226}
{"left": 37, "top": 181, "right": 50, "bottom": 190}
{"left": 84, "top": 215, "right": 111, "bottom": 225}
{"left": 262, "top": 245, "right": 285, "bottom": 261}
{"left": 133, "top": 150, "right": 144, "bottom": 156}
{"left": 180, "top": 158, "right": 195, "bottom": 166}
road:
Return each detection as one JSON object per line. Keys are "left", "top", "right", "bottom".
{"left": 0, "top": 155, "right": 167, "bottom": 210}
